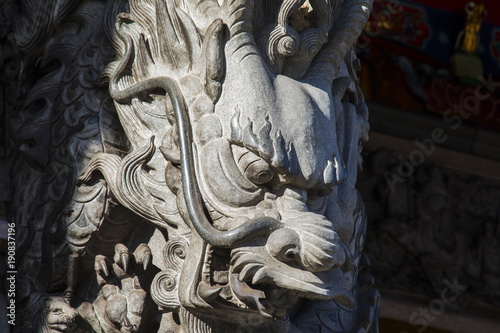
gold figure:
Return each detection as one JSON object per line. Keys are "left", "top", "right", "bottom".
{"left": 460, "top": 2, "right": 487, "bottom": 54}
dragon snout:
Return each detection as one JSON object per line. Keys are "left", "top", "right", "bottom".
{"left": 60, "top": 313, "right": 77, "bottom": 324}
{"left": 266, "top": 225, "right": 351, "bottom": 273}
{"left": 266, "top": 228, "right": 302, "bottom": 263}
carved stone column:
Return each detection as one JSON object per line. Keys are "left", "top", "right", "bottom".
{"left": 2, "top": 1, "right": 379, "bottom": 332}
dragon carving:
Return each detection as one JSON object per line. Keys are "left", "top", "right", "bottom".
{"left": 3, "top": 0, "right": 379, "bottom": 332}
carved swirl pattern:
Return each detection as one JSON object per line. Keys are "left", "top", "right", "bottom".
{"left": 163, "top": 237, "right": 189, "bottom": 271}
{"left": 151, "top": 268, "right": 180, "bottom": 310}
{"left": 151, "top": 238, "right": 189, "bottom": 310}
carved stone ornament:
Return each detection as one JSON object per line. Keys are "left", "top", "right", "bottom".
{"left": 2, "top": 0, "right": 379, "bottom": 332}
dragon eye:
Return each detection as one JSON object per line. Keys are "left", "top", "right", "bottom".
{"left": 232, "top": 145, "right": 274, "bottom": 185}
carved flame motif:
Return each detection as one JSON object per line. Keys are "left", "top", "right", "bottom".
{"left": 73, "top": 0, "right": 378, "bottom": 331}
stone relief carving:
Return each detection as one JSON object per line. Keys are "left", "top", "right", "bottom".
{"left": 358, "top": 149, "right": 500, "bottom": 315}
{"left": 2, "top": 0, "right": 378, "bottom": 332}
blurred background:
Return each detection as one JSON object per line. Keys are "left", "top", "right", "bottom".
{"left": 355, "top": 1, "right": 500, "bottom": 332}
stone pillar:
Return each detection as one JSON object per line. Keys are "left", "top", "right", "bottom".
{"left": 1, "top": 1, "right": 378, "bottom": 332}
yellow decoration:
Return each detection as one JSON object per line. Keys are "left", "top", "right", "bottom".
{"left": 461, "top": 2, "right": 486, "bottom": 54}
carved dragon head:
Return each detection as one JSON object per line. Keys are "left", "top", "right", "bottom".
{"left": 79, "top": 0, "right": 373, "bottom": 328}
{"left": 33, "top": 296, "right": 78, "bottom": 333}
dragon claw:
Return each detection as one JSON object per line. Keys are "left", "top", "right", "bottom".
{"left": 114, "top": 244, "right": 130, "bottom": 273}
{"left": 95, "top": 255, "right": 109, "bottom": 277}
{"left": 142, "top": 252, "right": 151, "bottom": 271}
{"left": 121, "top": 252, "right": 130, "bottom": 273}
{"left": 100, "top": 260, "right": 110, "bottom": 277}
{"left": 133, "top": 243, "right": 152, "bottom": 271}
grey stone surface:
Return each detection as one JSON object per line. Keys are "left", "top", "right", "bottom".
{"left": 1, "top": 0, "right": 377, "bottom": 332}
